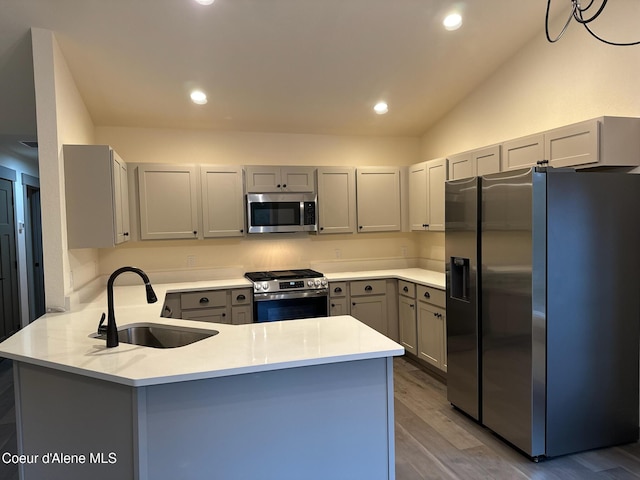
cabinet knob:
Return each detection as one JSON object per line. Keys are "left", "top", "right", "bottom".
{"left": 199, "top": 297, "right": 209, "bottom": 304}
{"left": 334, "top": 287, "right": 342, "bottom": 293}
{"left": 123, "top": 232, "right": 129, "bottom": 236}
{"left": 352, "top": 302, "right": 356, "bottom": 306}
{"left": 193, "top": 231, "right": 197, "bottom": 235}
{"left": 277, "top": 184, "right": 281, "bottom": 188}
{"left": 222, "top": 313, "right": 226, "bottom": 317}
{"left": 365, "top": 285, "right": 373, "bottom": 292}
{"left": 240, "top": 229, "right": 244, "bottom": 233}
{"left": 237, "top": 294, "right": 246, "bottom": 301}
{"left": 424, "top": 291, "right": 431, "bottom": 299}
{"left": 331, "top": 303, "right": 336, "bottom": 308}
{"left": 403, "top": 286, "right": 409, "bottom": 293}
{"left": 359, "top": 226, "right": 363, "bottom": 229}
{"left": 283, "top": 184, "right": 287, "bottom": 188}
{"left": 320, "top": 227, "right": 324, "bottom": 231}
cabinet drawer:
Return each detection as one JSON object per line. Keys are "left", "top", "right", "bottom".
{"left": 181, "top": 307, "right": 230, "bottom": 324}
{"left": 231, "top": 289, "right": 252, "bottom": 306}
{"left": 330, "top": 282, "right": 348, "bottom": 298}
{"left": 181, "top": 290, "right": 227, "bottom": 310}
{"left": 398, "top": 280, "right": 416, "bottom": 299}
{"left": 350, "top": 279, "right": 386, "bottom": 296}
{"left": 417, "top": 285, "right": 445, "bottom": 308}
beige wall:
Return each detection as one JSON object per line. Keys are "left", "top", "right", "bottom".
{"left": 419, "top": 1, "right": 640, "bottom": 263}
{"left": 94, "top": 126, "right": 423, "bottom": 278}
{"left": 32, "top": 28, "right": 96, "bottom": 310}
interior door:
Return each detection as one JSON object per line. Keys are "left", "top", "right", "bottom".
{"left": 25, "top": 184, "right": 45, "bottom": 320}
{"left": 0, "top": 178, "right": 20, "bottom": 339}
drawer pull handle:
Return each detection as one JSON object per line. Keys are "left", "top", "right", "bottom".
{"left": 424, "top": 291, "right": 431, "bottom": 299}
{"left": 199, "top": 297, "right": 209, "bottom": 304}
{"left": 237, "top": 294, "right": 246, "bottom": 301}
{"left": 403, "top": 286, "right": 409, "bottom": 293}
{"left": 334, "top": 287, "right": 342, "bottom": 293}
{"left": 365, "top": 285, "right": 373, "bottom": 292}
{"left": 410, "top": 304, "right": 414, "bottom": 308}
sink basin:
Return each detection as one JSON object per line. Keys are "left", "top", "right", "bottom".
{"left": 94, "top": 323, "right": 218, "bottom": 348}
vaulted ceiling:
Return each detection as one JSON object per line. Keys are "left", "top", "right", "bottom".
{"left": 0, "top": 0, "right": 567, "bottom": 140}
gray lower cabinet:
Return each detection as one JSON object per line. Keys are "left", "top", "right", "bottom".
{"left": 349, "top": 280, "right": 388, "bottom": 336}
{"left": 416, "top": 285, "right": 447, "bottom": 372}
{"left": 398, "top": 280, "right": 417, "bottom": 355}
{"left": 329, "top": 282, "right": 349, "bottom": 316}
{"left": 162, "top": 288, "right": 253, "bottom": 325}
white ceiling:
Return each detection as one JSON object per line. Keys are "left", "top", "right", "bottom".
{"left": 0, "top": 0, "right": 567, "bottom": 138}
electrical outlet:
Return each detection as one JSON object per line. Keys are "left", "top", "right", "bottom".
{"left": 187, "top": 255, "right": 196, "bottom": 267}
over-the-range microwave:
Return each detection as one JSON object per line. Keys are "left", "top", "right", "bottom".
{"left": 246, "top": 193, "right": 318, "bottom": 233}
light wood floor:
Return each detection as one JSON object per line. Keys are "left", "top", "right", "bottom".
{"left": 394, "top": 356, "right": 640, "bottom": 479}
{"left": 0, "top": 356, "right": 639, "bottom": 479}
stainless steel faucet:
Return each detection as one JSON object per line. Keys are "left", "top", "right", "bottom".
{"left": 104, "top": 266, "right": 157, "bottom": 348}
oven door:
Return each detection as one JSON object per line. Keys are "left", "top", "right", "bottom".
{"left": 253, "top": 290, "right": 329, "bottom": 322}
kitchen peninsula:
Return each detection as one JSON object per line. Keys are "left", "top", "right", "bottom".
{"left": 0, "top": 279, "right": 404, "bottom": 480}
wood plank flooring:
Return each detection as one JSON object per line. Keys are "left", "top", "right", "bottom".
{"left": 394, "top": 356, "right": 640, "bottom": 480}
{"left": 0, "top": 356, "right": 638, "bottom": 480}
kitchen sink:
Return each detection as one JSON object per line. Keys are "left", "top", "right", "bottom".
{"left": 94, "top": 323, "right": 218, "bottom": 348}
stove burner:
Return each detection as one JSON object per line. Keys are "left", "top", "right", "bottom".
{"left": 244, "top": 269, "right": 323, "bottom": 282}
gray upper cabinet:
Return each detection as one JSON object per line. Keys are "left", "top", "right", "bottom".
{"left": 502, "top": 133, "right": 544, "bottom": 171}
{"left": 200, "top": 166, "right": 245, "bottom": 238}
{"left": 356, "top": 167, "right": 401, "bottom": 233}
{"left": 409, "top": 158, "right": 447, "bottom": 232}
{"left": 502, "top": 116, "right": 640, "bottom": 171}
{"left": 447, "top": 151, "right": 474, "bottom": 181}
{"left": 245, "top": 166, "right": 316, "bottom": 193}
{"left": 473, "top": 145, "right": 501, "bottom": 176}
{"left": 63, "top": 144, "right": 130, "bottom": 248}
{"left": 545, "top": 116, "right": 640, "bottom": 168}
{"left": 137, "top": 164, "right": 199, "bottom": 240}
{"left": 317, "top": 166, "right": 356, "bottom": 234}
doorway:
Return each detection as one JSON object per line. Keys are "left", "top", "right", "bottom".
{"left": 0, "top": 175, "right": 20, "bottom": 341}
{"left": 23, "top": 174, "right": 45, "bottom": 320}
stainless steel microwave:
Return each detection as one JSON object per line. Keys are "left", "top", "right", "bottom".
{"left": 246, "top": 193, "right": 318, "bottom": 233}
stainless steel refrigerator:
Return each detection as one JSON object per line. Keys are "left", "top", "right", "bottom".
{"left": 445, "top": 167, "right": 640, "bottom": 459}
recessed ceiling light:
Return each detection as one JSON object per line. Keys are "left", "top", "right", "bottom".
{"left": 194, "top": 0, "right": 215, "bottom": 5}
{"left": 443, "top": 13, "right": 462, "bottom": 31}
{"left": 190, "top": 90, "right": 208, "bottom": 105}
{"left": 374, "top": 102, "right": 388, "bottom": 115}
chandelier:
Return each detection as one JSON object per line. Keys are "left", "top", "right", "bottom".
{"left": 546, "top": 0, "right": 640, "bottom": 45}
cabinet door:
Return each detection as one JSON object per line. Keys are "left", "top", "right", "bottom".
{"left": 201, "top": 166, "right": 245, "bottom": 238}
{"left": 231, "top": 305, "right": 252, "bottom": 325}
{"left": 317, "top": 167, "right": 356, "bottom": 234}
{"left": 113, "top": 152, "right": 130, "bottom": 244}
{"left": 351, "top": 295, "right": 387, "bottom": 335}
{"left": 330, "top": 298, "right": 349, "bottom": 316}
{"left": 398, "top": 295, "right": 417, "bottom": 355}
{"left": 426, "top": 158, "right": 447, "bottom": 232}
{"left": 409, "top": 162, "right": 428, "bottom": 231}
{"left": 473, "top": 145, "right": 501, "bottom": 176}
{"left": 545, "top": 119, "right": 599, "bottom": 168}
{"left": 356, "top": 167, "right": 401, "bottom": 233}
{"left": 245, "top": 166, "right": 281, "bottom": 193}
{"left": 447, "top": 152, "right": 474, "bottom": 180}
{"left": 442, "top": 311, "right": 447, "bottom": 372}
{"left": 138, "top": 164, "right": 199, "bottom": 240}
{"left": 417, "top": 302, "right": 445, "bottom": 370}
{"left": 280, "top": 167, "right": 316, "bottom": 192}
{"left": 502, "top": 133, "right": 544, "bottom": 171}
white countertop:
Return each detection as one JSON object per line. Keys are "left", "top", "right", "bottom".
{"left": 325, "top": 268, "right": 445, "bottom": 289}
{"left": 0, "top": 268, "right": 444, "bottom": 387}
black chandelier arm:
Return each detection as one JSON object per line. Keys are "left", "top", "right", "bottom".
{"left": 545, "top": 0, "right": 640, "bottom": 46}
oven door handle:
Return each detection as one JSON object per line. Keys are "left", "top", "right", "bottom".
{"left": 254, "top": 290, "right": 329, "bottom": 302}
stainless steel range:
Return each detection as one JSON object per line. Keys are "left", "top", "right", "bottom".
{"left": 244, "top": 269, "right": 328, "bottom": 322}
